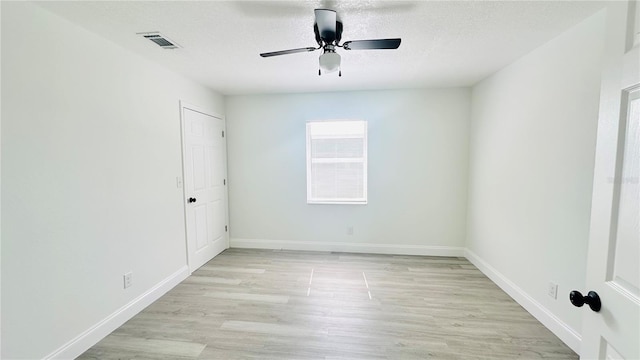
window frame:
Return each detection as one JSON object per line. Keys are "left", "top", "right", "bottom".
{"left": 305, "top": 119, "right": 368, "bottom": 205}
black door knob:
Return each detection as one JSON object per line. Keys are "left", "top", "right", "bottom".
{"left": 570, "top": 290, "right": 601, "bottom": 312}
{"left": 188, "top": 197, "right": 197, "bottom": 203}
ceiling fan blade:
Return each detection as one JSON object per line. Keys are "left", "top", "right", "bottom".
{"left": 343, "top": 38, "right": 401, "bottom": 50}
{"left": 314, "top": 9, "right": 337, "bottom": 43}
{"left": 260, "top": 47, "right": 317, "bottom": 57}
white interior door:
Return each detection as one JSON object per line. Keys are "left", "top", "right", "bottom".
{"left": 578, "top": 2, "right": 639, "bottom": 359}
{"left": 182, "top": 105, "right": 228, "bottom": 272}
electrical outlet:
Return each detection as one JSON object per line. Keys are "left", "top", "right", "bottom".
{"left": 347, "top": 226, "right": 354, "bottom": 235}
{"left": 547, "top": 282, "right": 558, "bottom": 299}
{"left": 124, "top": 272, "right": 133, "bottom": 289}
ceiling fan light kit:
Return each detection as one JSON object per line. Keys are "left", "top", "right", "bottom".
{"left": 319, "top": 48, "right": 341, "bottom": 75}
{"left": 260, "top": 8, "right": 401, "bottom": 77}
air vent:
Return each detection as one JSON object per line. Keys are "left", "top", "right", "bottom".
{"left": 137, "top": 32, "right": 180, "bottom": 49}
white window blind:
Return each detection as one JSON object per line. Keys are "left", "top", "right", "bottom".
{"left": 306, "top": 120, "right": 367, "bottom": 204}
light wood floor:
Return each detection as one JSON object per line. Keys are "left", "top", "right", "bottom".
{"left": 79, "top": 249, "right": 578, "bottom": 359}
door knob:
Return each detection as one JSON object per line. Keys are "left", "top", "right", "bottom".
{"left": 570, "top": 290, "right": 601, "bottom": 312}
{"left": 188, "top": 197, "right": 197, "bottom": 203}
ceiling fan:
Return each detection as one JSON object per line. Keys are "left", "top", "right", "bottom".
{"left": 259, "top": 9, "right": 401, "bottom": 77}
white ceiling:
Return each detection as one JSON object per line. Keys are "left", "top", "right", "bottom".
{"left": 36, "top": 1, "right": 606, "bottom": 95}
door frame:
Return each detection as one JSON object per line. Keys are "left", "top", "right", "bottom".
{"left": 179, "top": 100, "right": 229, "bottom": 273}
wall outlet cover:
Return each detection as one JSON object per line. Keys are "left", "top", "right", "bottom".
{"left": 547, "top": 282, "right": 558, "bottom": 299}
{"left": 124, "top": 272, "right": 133, "bottom": 289}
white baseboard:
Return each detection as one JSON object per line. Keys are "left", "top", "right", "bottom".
{"left": 464, "top": 249, "right": 581, "bottom": 354}
{"left": 230, "top": 238, "right": 465, "bottom": 257}
{"left": 45, "top": 266, "right": 190, "bottom": 360}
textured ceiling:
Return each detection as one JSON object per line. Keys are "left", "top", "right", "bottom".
{"left": 36, "top": 1, "right": 606, "bottom": 95}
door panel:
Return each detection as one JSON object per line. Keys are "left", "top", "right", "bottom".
{"left": 212, "top": 199, "right": 224, "bottom": 240}
{"left": 609, "top": 89, "right": 639, "bottom": 297}
{"left": 194, "top": 204, "right": 208, "bottom": 250}
{"left": 192, "top": 145, "right": 206, "bottom": 190}
{"left": 182, "top": 106, "right": 227, "bottom": 272}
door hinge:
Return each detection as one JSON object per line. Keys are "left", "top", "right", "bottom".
{"left": 222, "top": 130, "right": 225, "bottom": 138}
{"left": 225, "top": 225, "right": 228, "bottom": 232}
{"left": 223, "top": 179, "right": 226, "bottom": 185}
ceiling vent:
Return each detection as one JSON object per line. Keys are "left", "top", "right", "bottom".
{"left": 138, "top": 32, "right": 180, "bottom": 49}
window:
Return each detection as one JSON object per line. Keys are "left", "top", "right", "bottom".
{"left": 306, "top": 120, "right": 367, "bottom": 204}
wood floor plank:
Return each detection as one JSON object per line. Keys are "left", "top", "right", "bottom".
{"left": 90, "top": 334, "right": 206, "bottom": 357}
{"left": 198, "top": 265, "right": 266, "bottom": 273}
{"left": 78, "top": 249, "right": 578, "bottom": 359}
{"left": 204, "top": 291, "right": 290, "bottom": 304}
{"left": 184, "top": 275, "right": 243, "bottom": 285}
{"left": 221, "top": 320, "right": 329, "bottom": 337}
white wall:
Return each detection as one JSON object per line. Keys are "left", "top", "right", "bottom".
{"left": 466, "top": 10, "right": 606, "bottom": 351}
{"left": 226, "top": 89, "right": 470, "bottom": 255}
{"left": 1, "top": 2, "right": 224, "bottom": 359}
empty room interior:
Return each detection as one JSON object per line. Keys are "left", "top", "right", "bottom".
{"left": 1, "top": 1, "right": 639, "bottom": 359}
